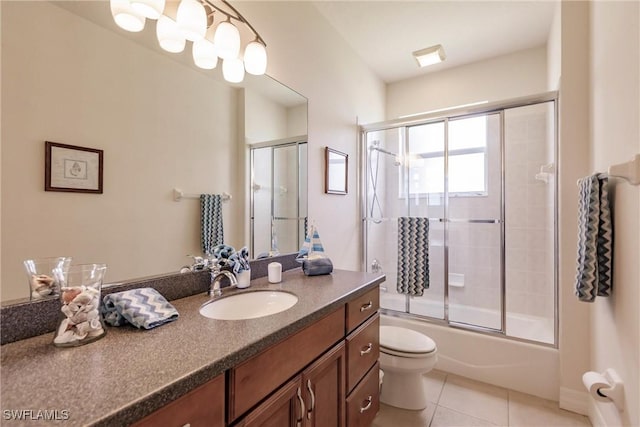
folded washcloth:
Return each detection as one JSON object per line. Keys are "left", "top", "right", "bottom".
{"left": 102, "top": 288, "right": 179, "bottom": 329}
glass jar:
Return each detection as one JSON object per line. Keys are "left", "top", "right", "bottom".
{"left": 23, "top": 257, "right": 72, "bottom": 300}
{"left": 52, "top": 263, "right": 107, "bottom": 347}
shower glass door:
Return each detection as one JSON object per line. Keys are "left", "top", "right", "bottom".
{"left": 399, "top": 114, "right": 503, "bottom": 331}
{"left": 445, "top": 114, "right": 502, "bottom": 330}
{"left": 362, "top": 94, "right": 557, "bottom": 345}
{"left": 251, "top": 141, "right": 307, "bottom": 258}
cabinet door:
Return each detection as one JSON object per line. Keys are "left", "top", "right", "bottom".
{"left": 229, "top": 307, "right": 345, "bottom": 421}
{"left": 346, "top": 313, "right": 380, "bottom": 393}
{"left": 235, "top": 376, "right": 303, "bottom": 427}
{"left": 302, "top": 342, "right": 346, "bottom": 427}
{"left": 132, "top": 374, "right": 224, "bottom": 427}
{"left": 346, "top": 362, "right": 380, "bottom": 427}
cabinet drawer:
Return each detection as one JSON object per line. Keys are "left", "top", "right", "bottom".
{"left": 229, "top": 307, "right": 345, "bottom": 421}
{"left": 346, "top": 286, "right": 379, "bottom": 333}
{"left": 346, "top": 313, "right": 379, "bottom": 393}
{"left": 133, "top": 374, "right": 224, "bottom": 427}
{"left": 346, "top": 362, "right": 380, "bottom": 427}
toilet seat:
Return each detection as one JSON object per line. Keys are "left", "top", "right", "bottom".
{"left": 380, "top": 326, "right": 436, "bottom": 358}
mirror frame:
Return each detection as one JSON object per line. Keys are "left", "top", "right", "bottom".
{"left": 325, "top": 147, "right": 348, "bottom": 195}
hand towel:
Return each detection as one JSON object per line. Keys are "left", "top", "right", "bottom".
{"left": 575, "top": 174, "right": 613, "bottom": 302}
{"left": 397, "top": 217, "right": 429, "bottom": 296}
{"left": 201, "top": 194, "right": 224, "bottom": 256}
{"left": 296, "top": 224, "right": 327, "bottom": 262}
{"left": 102, "top": 288, "right": 179, "bottom": 329}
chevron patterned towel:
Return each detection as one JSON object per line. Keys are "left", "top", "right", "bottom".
{"left": 102, "top": 288, "right": 179, "bottom": 329}
{"left": 201, "top": 194, "right": 224, "bottom": 255}
{"left": 397, "top": 217, "right": 429, "bottom": 296}
{"left": 575, "top": 174, "right": 613, "bottom": 302}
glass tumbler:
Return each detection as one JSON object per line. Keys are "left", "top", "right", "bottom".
{"left": 23, "top": 257, "right": 72, "bottom": 300}
{"left": 52, "top": 263, "right": 107, "bottom": 347}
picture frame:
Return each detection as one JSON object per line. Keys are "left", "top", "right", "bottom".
{"left": 45, "top": 141, "right": 103, "bottom": 194}
{"left": 325, "top": 147, "right": 348, "bottom": 195}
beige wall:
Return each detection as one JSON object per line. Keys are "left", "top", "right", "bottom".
{"left": 237, "top": 1, "right": 386, "bottom": 271}
{"left": 558, "top": 0, "right": 592, "bottom": 413}
{"left": 1, "top": 2, "right": 243, "bottom": 301}
{"left": 386, "top": 46, "right": 548, "bottom": 119}
{"left": 1, "top": 1, "right": 386, "bottom": 299}
{"left": 588, "top": 1, "right": 639, "bottom": 425}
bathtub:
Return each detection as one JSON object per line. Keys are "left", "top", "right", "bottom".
{"left": 380, "top": 293, "right": 560, "bottom": 401}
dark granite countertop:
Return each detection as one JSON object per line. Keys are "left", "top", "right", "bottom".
{"left": 0, "top": 269, "right": 384, "bottom": 426}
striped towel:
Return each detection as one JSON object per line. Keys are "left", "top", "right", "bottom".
{"left": 575, "top": 174, "right": 613, "bottom": 302}
{"left": 102, "top": 288, "right": 179, "bottom": 329}
{"left": 397, "top": 217, "right": 429, "bottom": 296}
{"left": 201, "top": 194, "right": 224, "bottom": 255}
{"left": 296, "top": 224, "right": 326, "bottom": 262}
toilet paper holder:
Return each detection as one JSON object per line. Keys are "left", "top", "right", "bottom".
{"left": 582, "top": 368, "right": 625, "bottom": 411}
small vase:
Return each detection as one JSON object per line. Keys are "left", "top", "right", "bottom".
{"left": 236, "top": 270, "right": 251, "bottom": 289}
{"left": 23, "top": 257, "right": 72, "bottom": 300}
{"left": 52, "top": 264, "right": 107, "bottom": 348}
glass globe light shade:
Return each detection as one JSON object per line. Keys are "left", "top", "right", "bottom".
{"left": 243, "top": 41, "right": 267, "bottom": 75}
{"left": 130, "top": 0, "right": 165, "bottom": 20}
{"left": 214, "top": 21, "right": 240, "bottom": 60}
{"left": 156, "top": 15, "right": 186, "bottom": 53}
{"left": 176, "top": 0, "right": 207, "bottom": 42}
{"left": 222, "top": 57, "right": 245, "bottom": 83}
{"left": 110, "top": 0, "right": 146, "bottom": 32}
{"left": 193, "top": 39, "right": 218, "bottom": 69}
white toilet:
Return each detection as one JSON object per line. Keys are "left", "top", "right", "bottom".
{"left": 378, "top": 325, "right": 438, "bottom": 410}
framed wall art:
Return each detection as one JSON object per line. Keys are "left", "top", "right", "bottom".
{"left": 325, "top": 147, "right": 348, "bottom": 195}
{"left": 45, "top": 141, "right": 103, "bottom": 194}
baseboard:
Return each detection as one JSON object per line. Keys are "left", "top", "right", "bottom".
{"left": 559, "top": 386, "right": 589, "bottom": 415}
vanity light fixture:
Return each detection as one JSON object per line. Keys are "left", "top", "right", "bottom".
{"left": 222, "top": 57, "right": 245, "bottom": 83}
{"left": 109, "top": 0, "right": 267, "bottom": 82}
{"left": 413, "top": 44, "right": 446, "bottom": 68}
{"left": 111, "top": 0, "right": 146, "bottom": 32}
{"left": 131, "top": 0, "right": 165, "bottom": 19}
{"left": 176, "top": 0, "right": 207, "bottom": 42}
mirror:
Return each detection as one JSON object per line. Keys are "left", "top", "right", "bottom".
{"left": 0, "top": 1, "right": 307, "bottom": 303}
{"left": 325, "top": 148, "right": 349, "bottom": 195}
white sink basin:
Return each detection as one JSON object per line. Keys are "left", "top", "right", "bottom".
{"left": 199, "top": 290, "right": 298, "bottom": 320}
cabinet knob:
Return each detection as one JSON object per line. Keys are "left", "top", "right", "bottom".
{"left": 360, "top": 301, "right": 373, "bottom": 312}
{"left": 360, "top": 343, "right": 373, "bottom": 356}
{"left": 359, "top": 396, "right": 373, "bottom": 413}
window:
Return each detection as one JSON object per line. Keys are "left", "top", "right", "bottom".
{"left": 402, "top": 116, "right": 488, "bottom": 197}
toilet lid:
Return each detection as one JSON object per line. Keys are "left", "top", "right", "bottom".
{"left": 380, "top": 326, "right": 436, "bottom": 354}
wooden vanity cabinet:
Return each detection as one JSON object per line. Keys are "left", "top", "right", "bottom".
{"left": 345, "top": 287, "right": 380, "bottom": 426}
{"left": 132, "top": 373, "right": 225, "bottom": 427}
{"left": 236, "top": 342, "right": 346, "bottom": 427}
{"left": 231, "top": 285, "right": 380, "bottom": 427}
{"left": 346, "top": 362, "right": 381, "bottom": 427}
{"left": 135, "top": 284, "right": 381, "bottom": 427}
{"left": 228, "top": 308, "right": 345, "bottom": 422}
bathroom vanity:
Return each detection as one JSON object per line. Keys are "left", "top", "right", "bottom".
{"left": 0, "top": 269, "right": 383, "bottom": 426}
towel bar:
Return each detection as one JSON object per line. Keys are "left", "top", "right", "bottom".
{"left": 608, "top": 154, "right": 640, "bottom": 185}
{"left": 173, "top": 188, "right": 232, "bottom": 202}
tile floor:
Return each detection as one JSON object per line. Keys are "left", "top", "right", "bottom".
{"left": 372, "top": 371, "right": 592, "bottom": 427}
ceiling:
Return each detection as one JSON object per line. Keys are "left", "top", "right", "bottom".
{"left": 312, "top": 1, "right": 557, "bottom": 83}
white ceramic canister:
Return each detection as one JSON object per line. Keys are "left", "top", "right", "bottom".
{"left": 268, "top": 262, "right": 282, "bottom": 283}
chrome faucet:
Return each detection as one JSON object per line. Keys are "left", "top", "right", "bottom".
{"left": 209, "top": 260, "right": 238, "bottom": 298}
